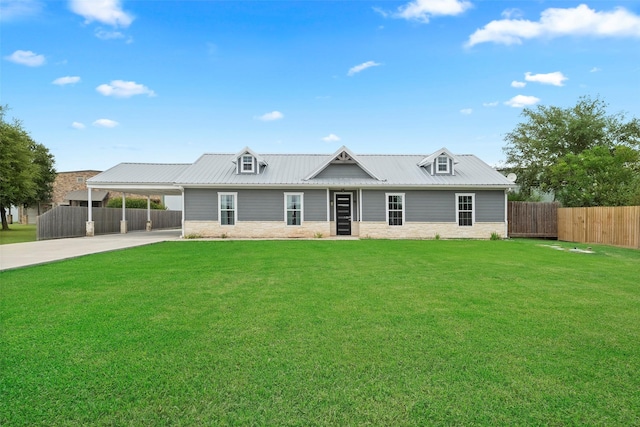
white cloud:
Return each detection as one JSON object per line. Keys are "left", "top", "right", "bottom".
{"left": 93, "top": 119, "right": 119, "bottom": 128}
{"left": 590, "top": 67, "right": 602, "bottom": 73}
{"left": 53, "top": 76, "right": 81, "bottom": 85}
{"left": 483, "top": 101, "right": 499, "bottom": 107}
{"left": 525, "top": 71, "right": 568, "bottom": 86}
{"left": 348, "top": 61, "right": 381, "bottom": 76}
{"left": 0, "top": 0, "right": 43, "bottom": 21}
{"left": 71, "top": 121, "right": 86, "bottom": 129}
{"left": 460, "top": 108, "right": 473, "bottom": 115}
{"left": 389, "top": 0, "right": 472, "bottom": 23}
{"left": 96, "top": 80, "right": 156, "bottom": 98}
{"left": 504, "top": 95, "right": 541, "bottom": 108}
{"left": 4, "top": 50, "right": 45, "bottom": 66}
{"left": 69, "top": 0, "right": 134, "bottom": 27}
{"left": 322, "top": 134, "right": 341, "bottom": 142}
{"left": 501, "top": 8, "right": 523, "bottom": 19}
{"left": 467, "top": 4, "right": 640, "bottom": 47}
{"left": 256, "top": 111, "right": 284, "bottom": 122}
{"left": 95, "top": 28, "right": 125, "bottom": 40}
{"left": 511, "top": 81, "right": 526, "bottom": 88}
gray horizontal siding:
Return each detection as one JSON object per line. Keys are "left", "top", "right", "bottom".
{"left": 406, "top": 191, "right": 454, "bottom": 222}
{"left": 305, "top": 190, "right": 328, "bottom": 221}
{"left": 362, "top": 190, "right": 505, "bottom": 223}
{"left": 185, "top": 188, "right": 328, "bottom": 222}
{"left": 476, "top": 191, "right": 505, "bottom": 222}
{"left": 315, "top": 164, "right": 372, "bottom": 179}
{"left": 185, "top": 188, "right": 217, "bottom": 221}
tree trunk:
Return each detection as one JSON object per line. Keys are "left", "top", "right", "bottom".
{"left": 0, "top": 205, "right": 8, "bottom": 230}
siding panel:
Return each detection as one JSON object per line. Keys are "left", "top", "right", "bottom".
{"left": 405, "top": 191, "right": 454, "bottom": 222}
{"left": 238, "top": 189, "right": 282, "bottom": 221}
{"left": 476, "top": 191, "right": 505, "bottom": 222}
{"left": 185, "top": 188, "right": 216, "bottom": 220}
{"left": 315, "top": 164, "right": 372, "bottom": 179}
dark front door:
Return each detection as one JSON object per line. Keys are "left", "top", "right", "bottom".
{"left": 336, "top": 193, "right": 352, "bottom": 236}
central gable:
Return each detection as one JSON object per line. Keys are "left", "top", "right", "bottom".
{"left": 304, "top": 146, "right": 382, "bottom": 181}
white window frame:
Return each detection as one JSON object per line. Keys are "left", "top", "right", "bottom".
{"left": 284, "top": 192, "right": 304, "bottom": 226}
{"left": 385, "top": 193, "right": 405, "bottom": 226}
{"left": 241, "top": 155, "right": 255, "bottom": 173}
{"left": 437, "top": 155, "right": 449, "bottom": 173}
{"left": 218, "top": 192, "right": 237, "bottom": 226}
{"left": 455, "top": 193, "right": 475, "bottom": 227}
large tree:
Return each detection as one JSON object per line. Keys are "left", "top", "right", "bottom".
{"left": 0, "top": 106, "right": 56, "bottom": 230}
{"left": 503, "top": 96, "right": 640, "bottom": 207}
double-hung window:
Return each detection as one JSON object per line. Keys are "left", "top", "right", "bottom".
{"left": 218, "top": 192, "right": 237, "bottom": 225}
{"left": 241, "top": 155, "right": 254, "bottom": 173}
{"left": 386, "top": 193, "right": 405, "bottom": 226}
{"left": 285, "top": 193, "right": 303, "bottom": 226}
{"left": 437, "top": 156, "right": 449, "bottom": 173}
{"left": 456, "top": 193, "right": 474, "bottom": 226}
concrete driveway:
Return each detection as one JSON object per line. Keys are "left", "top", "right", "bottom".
{"left": 0, "top": 229, "right": 181, "bottom": 271}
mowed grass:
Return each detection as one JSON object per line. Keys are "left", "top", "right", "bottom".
{"left": 0, "top": 224, "right": 36, "bottom": 245}
{"left": 1, "top": 239, "right": 639, "bottom": 426}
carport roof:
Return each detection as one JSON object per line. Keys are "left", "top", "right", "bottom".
{"left": 87, "top": 163, "right": 190, "bottom": 195}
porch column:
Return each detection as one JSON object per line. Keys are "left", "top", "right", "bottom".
{"left": 120, "top": 192, "right": 128, "bottom": 234}
{"left": 86, "top": 187, "right": 94, "bottom": 236}
{"left": 146, "top": 196, "right": 152, "bottom": 231}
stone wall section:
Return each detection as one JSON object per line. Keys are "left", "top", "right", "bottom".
{"left": 52, "top": 171, "right": 103, "bottom": 206}
{"left": 185, "top": 220, "right": 505, "bottom": 239}
{"left": 185, "top": 221, "right": 330, "bottom": 238}
{"left": 359, "top": 222, "right": 506, "bottom": 239}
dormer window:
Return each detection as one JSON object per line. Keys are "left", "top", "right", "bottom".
{"left": 437, "top": 155, "right": 449, "bottom": 173}
{"left": 241, "top": 155, "right": 255, "bottom": 173}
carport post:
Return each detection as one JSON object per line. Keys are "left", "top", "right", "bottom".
{"left": 146, "top": 196, "right": 152, "bottom": 231}
{"left": 120, "top": 192, "right": 128, "bottom": 234}
{"left": 86, "top": 188, "right": 94, "bottom": 236}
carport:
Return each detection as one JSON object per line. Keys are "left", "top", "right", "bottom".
{"left": 85, "top": 163, "right": 191, "bottom": 237}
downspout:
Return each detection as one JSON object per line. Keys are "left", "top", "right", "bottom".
{"left": 180, "top": 186, "right": 185, "bottom": 238}
{"left": 504, "top": 190, "right": 509, "bottom": 238}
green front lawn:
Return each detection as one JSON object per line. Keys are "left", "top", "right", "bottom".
{"left": 0, "top": 224, "right": 36, "bottom": 245}
{"left": 1, "top": 239, "right": 639, "bottom": 425}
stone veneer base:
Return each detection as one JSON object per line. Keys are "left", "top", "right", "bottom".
{"left": 185, "top": 221, "right": 506, "bottom": 239}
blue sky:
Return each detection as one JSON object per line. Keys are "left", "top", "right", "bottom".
{"left": 2, "top": 0, "right": 640, "bottom": 171}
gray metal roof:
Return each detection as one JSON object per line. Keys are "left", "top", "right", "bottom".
{"left": 86, "top": 148, "right": 514, "bottom": 192}
{"left": 64, "top": 189, "right": 109, "bottom": 202}
{"left": 176, "top": 152, "right": 514, "bottom": 188}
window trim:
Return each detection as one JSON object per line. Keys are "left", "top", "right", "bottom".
{"left": 218, "top": 192, "right": 237, "bottom": 226}
{"left": 437, "top": 155, "right": 449, "bottom": 173}
{"left": 284, "top": 192, "right": 304, "bottom": 226}
{"left": 241, "top": 155, "right": 255, "bottom": 173}
{"left": 455, "top": 193, "right": 475, "bottom": 227}
{"left": 385, "top": 192, "right": 405, "bottom": 226}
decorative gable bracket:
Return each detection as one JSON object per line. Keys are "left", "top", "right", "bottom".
{"left": 304, "top": 146, "right": 383, "bottom": 181}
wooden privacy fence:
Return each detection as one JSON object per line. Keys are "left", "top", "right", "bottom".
{"left": 558, "top": 206, "right": 640, "bottom": 249}
{"left": 508, "top": 202, "right": 559, "bottom": 238}
{"left": 37, "top": 206, "right": 182, "bottom": 240}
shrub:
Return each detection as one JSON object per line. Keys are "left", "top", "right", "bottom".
{"left": 107, "top": 197, "right": 166, "bottom": 210}
{"left": 490, "top": 232, "right": 501, "bottom": 240}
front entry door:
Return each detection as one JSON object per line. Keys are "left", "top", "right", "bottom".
{"left": 335, "top": 193, "right": 352, "bottom": 236}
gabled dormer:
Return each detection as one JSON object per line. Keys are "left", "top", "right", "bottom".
{"left": 233, "top": 147, "right": 267, "bottom": 175}
{"left": 418, "top": 148, "right": 458, "bottom": 176}
{"left": 304, "top": 146, "right": 382, "bottom": 181}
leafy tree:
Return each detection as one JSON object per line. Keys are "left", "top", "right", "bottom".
{"left": 503, "top": 96, "right": 640, "bottom": 206}
{"left": 548, "top": 145, "right": 640, "bottom": 207}
{"left": 0, "top": 106, "right": 56, "bottom": 230}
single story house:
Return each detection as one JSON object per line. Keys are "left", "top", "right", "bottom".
{"left": 87, "top": 146, "right": 515, "bottom": 239}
